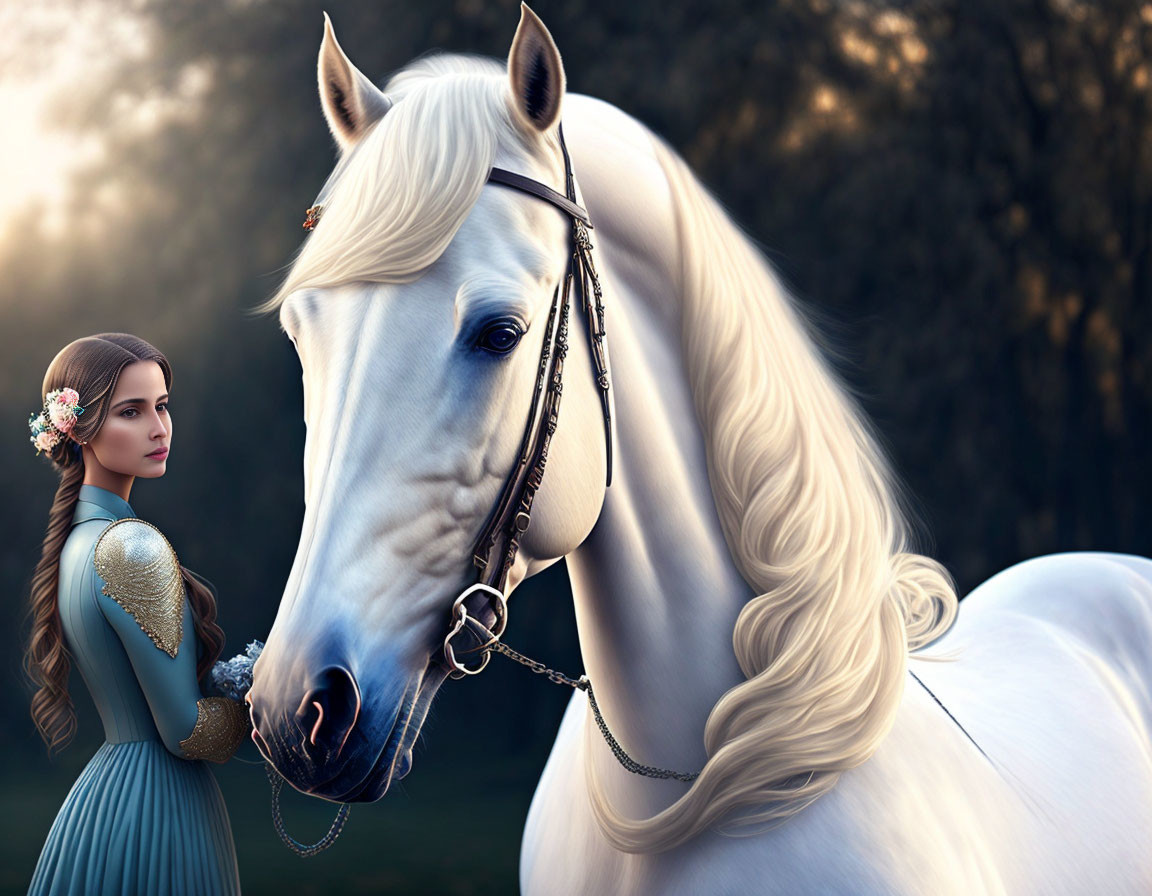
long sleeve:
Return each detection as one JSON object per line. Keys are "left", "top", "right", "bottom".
{"left": 91, "top": 518, "right": 248, "bottom": 762}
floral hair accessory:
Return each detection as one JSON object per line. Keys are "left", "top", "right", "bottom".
{"left": 47, "top": 388, "right": 83, "bottom": 433}
{"left": 29, "top": 387, "right": 85, "bottom": 456}
{"left": 28, "top": 413, "right": 60, "bottom": 455}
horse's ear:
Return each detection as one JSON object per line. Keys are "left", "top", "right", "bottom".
{"left": 507, "top": 4, "right": 566, "bottom": 133}
{"left": 318, "top": 12, "right": 392, "bottom": 152}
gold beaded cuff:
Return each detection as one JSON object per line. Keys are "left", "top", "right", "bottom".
{"left": 93, "top": 518, "right": 185, "bottom": 657}
{"left": 179, "top": 697, "right": 252, "bottom": 763}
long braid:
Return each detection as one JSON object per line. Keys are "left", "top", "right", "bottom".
{"left": 25, "top": 458, "right": 85, "bottom": 752}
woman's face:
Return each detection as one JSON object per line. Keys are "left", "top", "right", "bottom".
{"left": 85, "top": 361, "right": 172, "bottom": 479}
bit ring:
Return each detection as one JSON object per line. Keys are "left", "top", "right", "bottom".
{"left": 442, "top": 583, "right": 507, "bottom": 677}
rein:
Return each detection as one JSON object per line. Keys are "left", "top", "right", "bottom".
{"left": 457, "top": 610, "right": 701, "bottom": 783}
{"left": 266, "top": 762, "right": 351, "bottom": 857}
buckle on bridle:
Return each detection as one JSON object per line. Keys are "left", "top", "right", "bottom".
{"left": 442, "top": 583, "right": 507, "bottom": 678}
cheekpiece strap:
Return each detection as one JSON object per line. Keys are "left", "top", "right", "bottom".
{"left": 467, "top": 122, "right": 613, "bottom": 601}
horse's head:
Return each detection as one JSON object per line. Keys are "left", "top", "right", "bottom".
{"left": 248, "top": 6, "right": 610, "bottom": 801}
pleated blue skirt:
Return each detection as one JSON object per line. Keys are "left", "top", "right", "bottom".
{"left": 28, "top": 740, "right": 240, "bottom": 896}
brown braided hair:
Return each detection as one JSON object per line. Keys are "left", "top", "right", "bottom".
{"left": 25, "top": 334, "right": 226, "bottom": 754}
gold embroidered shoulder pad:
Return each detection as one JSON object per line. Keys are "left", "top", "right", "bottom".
{"left": 180, "top": 697, "right": 251, "bottom": 763}
{"left": 93, "top": 518, "right": 185, "bottom": 657}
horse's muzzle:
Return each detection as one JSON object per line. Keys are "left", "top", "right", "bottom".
{"left": 248, "top": 653, "right": 436, "bottom": 801}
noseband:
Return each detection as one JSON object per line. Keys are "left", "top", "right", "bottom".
{"left": 443, "top": 123, "right": 613, "bottom": 677}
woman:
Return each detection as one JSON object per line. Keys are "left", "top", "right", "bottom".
{"left": 25, "top": 333, "right": 249, "bottom": 895}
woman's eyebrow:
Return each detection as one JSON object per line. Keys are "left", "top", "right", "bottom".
{"left": 110, "top": 393, "right": 169, "bottom": 410}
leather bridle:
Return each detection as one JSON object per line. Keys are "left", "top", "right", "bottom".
{"left": 292, "top": 122, "right": 989, "bottom": 800}
{"left": 437, "top": 126, "right": 995, "bottom": 783}
{"left": 442, "top": 123, "right": 613, "bottom": 678}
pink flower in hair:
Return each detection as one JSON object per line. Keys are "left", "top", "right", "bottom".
{"left": 33, "top": 429, "right": 60, "bottom": 454}
{"left": 45, "top": 387, "right": 83, "bottom": 434}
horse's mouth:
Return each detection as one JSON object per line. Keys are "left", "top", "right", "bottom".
{"left": 314, "top": 660, "right": 451, "bottom": 803}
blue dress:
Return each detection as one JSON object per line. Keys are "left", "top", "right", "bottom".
{"left": 28, "top": 485, "right": 241, "bottom": 895}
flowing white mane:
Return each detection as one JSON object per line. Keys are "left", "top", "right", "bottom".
{"left": 582, "top": 134, "right": 959, "bottom": 852}
{"left": 264, "top": 54, "right": 533, "bottom": 310}
{"left": 267, "top": 52, "right": 960, "bottom": 852}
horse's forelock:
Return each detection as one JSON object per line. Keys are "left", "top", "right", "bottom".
{"left": 382, "top": 51, "right": 505, "bottom": 97}
{"left": 263, "top": 53, "right": 533, "bottom": 313}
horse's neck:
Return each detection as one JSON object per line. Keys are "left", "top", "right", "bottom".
{"left": 564, "top": 104, "right": 754, "bottom": 815}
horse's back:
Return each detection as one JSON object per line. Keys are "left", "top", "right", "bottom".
{"left": 949, "top": 551, "right": 1152, "bottom": 741}
{"left": 909, "top": 551, "right": 1152, "bottom": 892}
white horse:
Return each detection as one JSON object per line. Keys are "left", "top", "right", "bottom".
{"left": 248, "top": 6, "right": 1152, "bottom": 893}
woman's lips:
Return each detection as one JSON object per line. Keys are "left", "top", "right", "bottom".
{"left": 146, "top": 447, "right": 169, "bottom": 460}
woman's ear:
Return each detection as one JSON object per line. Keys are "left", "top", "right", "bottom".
{"left": 318, "top": 12, "right": 392, "bottom": 152}
{"left": 507, "top": 4, "right": 566, "bottom": 134}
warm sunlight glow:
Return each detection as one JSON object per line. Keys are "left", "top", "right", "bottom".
{"left": 0, "top": 3, "right": 151, "bottom": 235}
{"left": 0, "top": 80, "right": 102, "bottom": 226}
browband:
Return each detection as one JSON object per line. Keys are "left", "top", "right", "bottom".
{"left": 487, "top": 167, "right": 593, "bottom": 227}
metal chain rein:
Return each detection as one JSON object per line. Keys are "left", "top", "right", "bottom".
{"left": 265, "top": 762, "right": 351, "bottom": 857}
{"left": 466, "top": 619, "right": 700, "bottom": 783}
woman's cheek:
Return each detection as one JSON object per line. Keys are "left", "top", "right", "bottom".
{"left": 99, "top": 421, "right": 140, "bottom": 473}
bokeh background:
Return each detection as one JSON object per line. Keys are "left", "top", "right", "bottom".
{"left": 2, "top": 0, "right": 1149, "bottom": 892}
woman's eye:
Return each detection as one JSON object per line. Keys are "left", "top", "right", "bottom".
{"left": 478, "top": 322, "right": 523, "bottom": 354}
{"left": 121, "top": 408, "right": 138, "bottom": 418}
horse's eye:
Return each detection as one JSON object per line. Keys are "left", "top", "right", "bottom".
{"left": 478, "top": 322, "right": 523, "bottom": 354}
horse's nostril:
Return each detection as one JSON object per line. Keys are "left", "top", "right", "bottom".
{"left": 308, "top": 700, "right": 324, "bottom": 746}
{"left": 295, "top": 666, "right": 361, "bottom": 759}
